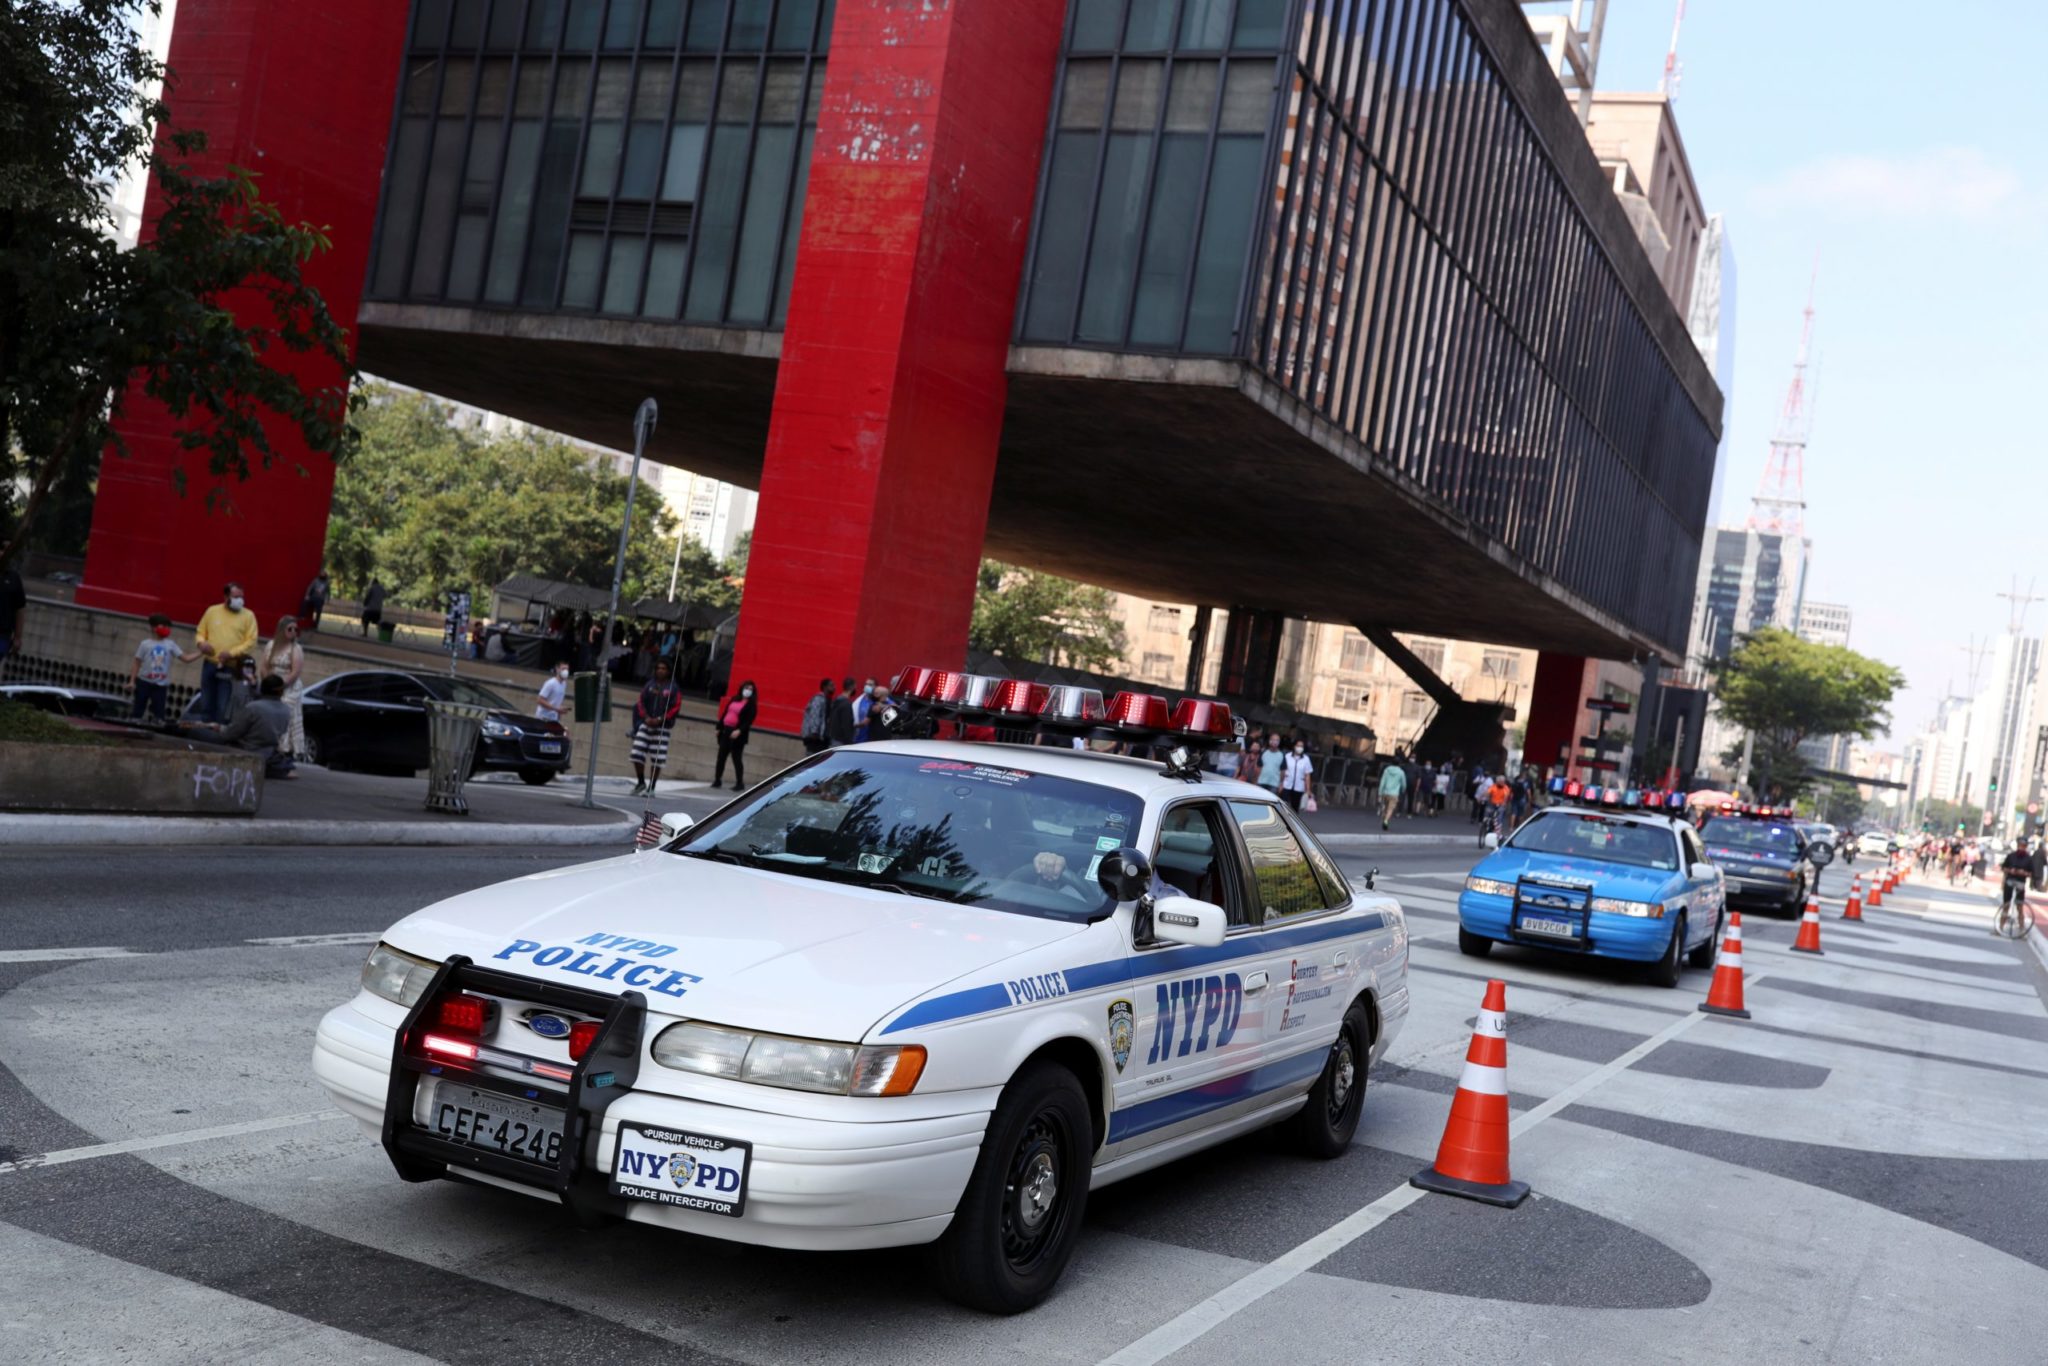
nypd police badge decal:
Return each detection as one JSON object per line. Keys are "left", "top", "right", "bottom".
{"left": 1108, "top": 998, "right": 1135, "bottom": 1073}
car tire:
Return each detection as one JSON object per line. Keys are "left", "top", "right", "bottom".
{"left": 1285, "top": 1001, "right": 1370, "bottom": 1158}
{"left": 1457, "top": 927, "right": 1494, "bottom": 957}
{"left": 1650, "top": 914, "right": 1686, "bottom": 988}
{"left": 518, "top": 768, "right": 555, "bottom": 786}
{"left": 933, "top": 1061, "right": 1092, "bottom": 1315}
{"left": 303, "top": 734, "right": 326, "bottom": 768}
{"left": 1688, "top": 909, "right": 1721, "bottom": 968}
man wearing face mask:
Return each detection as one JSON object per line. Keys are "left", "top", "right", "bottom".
{"left": 1280, "top": 739, "right": 1315, "bottom": 811}
{"left": 194, "top": 582, "right": 258, "bottom": 723}
{"left": 713, "top": 679, "right": 759, "bottom": 789}
{"left": 536, "top": 662, "right": 570, "bottom": 723}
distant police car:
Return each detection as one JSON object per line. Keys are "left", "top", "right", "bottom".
{"left": 313, "top": 673, "right": 1409, "bottom": 1313}
{"left": 1456, "top": 781, "right": 1728, "bottom": 986}
{"left": 1700, "top": 803, "right": 1830, "bottom": 914}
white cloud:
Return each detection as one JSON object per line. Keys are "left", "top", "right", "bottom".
{"left": 1749, "top": 147, "right": 2024, "bottom": 221}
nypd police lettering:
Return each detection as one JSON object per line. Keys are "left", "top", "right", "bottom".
{"left": 492, "top": 932, "right": 703, "bottom": 999}
{"left": 611, "top": 1123, "right": 749, "bottom": 1216}
{"left": 1007, "top": 971, "right": 1068, "bottom": 1004}
{"left": 1146, "top": 973, "right": 1243, "bottom": 1064}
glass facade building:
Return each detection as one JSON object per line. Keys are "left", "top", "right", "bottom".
{"left": 367, "top": 0, "right": 832, "bottom": 327}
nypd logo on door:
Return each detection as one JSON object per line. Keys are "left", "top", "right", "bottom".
{"left": 611, "top": 1122, "right": 751, "bottom": 1217}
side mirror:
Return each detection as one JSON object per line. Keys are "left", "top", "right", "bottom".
{"left": 659, "top": 811, "right": 697, "bottom": 842}
{"left": 1097, "top": 847, "right": 1153, "bottom": 903}
{"left": 1806, "top": 841, "right": 1835, "bottom": 867}
{"left": 1150, "top": 897, "right": 1228, "bottom": 948}
{"left": 1689, "top": 862, "right": 1718, "bottom": 881}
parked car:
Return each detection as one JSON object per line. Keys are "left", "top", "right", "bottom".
{"left": 294, "top": 670, "right": 571, "bottom": 783}
{"left": 0, "top": 683, "right": 132, "bottom": 721}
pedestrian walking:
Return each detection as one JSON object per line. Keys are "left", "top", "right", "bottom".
{"left": 1257, "top": 737, "right": 1285, "bottom": 794}
{"left": 299, "top": 570, "right": 330, "bottom": 630}
{"left": 0, "top": 557, "right": 26, "bottom": 669}
{"left": 800, "top": 677, "right": 834, "bottom": 754}
{"left": 713, "top": 679, "right": 758, "bottom": 789}
{"left": 130, "top": 614, "right": 195, "bottom": 723}
{"left": 1470, "top": 769, "right": 1490, "bottom": 823}
{"left": 194, "top": 582, "right": 258, "bottom": 722}
{"left": 1236, "top": 740, "right": 1263, "bottom": 784}
{"left": 1280, "top": 740, "right": 1314, "bottom": 811}
{"left": 629, "top": 661, "right": 683, "bottom": 796}
{"left": 536, "top": 661, "right": 570, "bottom": 722}
{"left": 2031, "top": 838, "right": 2046, "bottom": 894}
{"left": 851, "top": 677, "right": 878, "bottom": 743}
{"left": 359, "top": 579, "right": 386, "bottom": 638}
{"left": 263, "top": 615, "right": 308, "bottom": 758}
{"left": 1510, "top": 772, "right": 1531, "bottom": 831}
{"left": 1377, "top": 758, "right": 1407, "bottom": 831}
{"left": 827, "top": 677, "right": 857, "bottom": 746}
{"left": 1432, "top": 764, "right": 1450, "bottom": 816}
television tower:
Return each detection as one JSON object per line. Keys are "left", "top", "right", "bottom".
{"left": 1748, "top": 262, "right": 1818, "bottom": 536}
{"left": 1660, "top": 1, "right": 1687, "bottom": 99}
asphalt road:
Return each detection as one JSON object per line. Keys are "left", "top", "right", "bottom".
{"left": 3, "top": 842, "right": 2046, "bottom": 1365}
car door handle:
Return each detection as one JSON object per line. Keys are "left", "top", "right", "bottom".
{"left": 1243, "top": 972, "right": 1269, "bottom": 993}
{"left": 1333, "top": 952, "right": 1351, "bottom": 969}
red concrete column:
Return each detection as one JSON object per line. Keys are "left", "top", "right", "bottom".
{"left": 77, "top": 0, "right": 410, "bottom": 628}
{"left": 1522, "top": 652, "right": 1589, "bottom": 776}
{"left": 729, "top": 0, "right": 1067, "bottom": 731}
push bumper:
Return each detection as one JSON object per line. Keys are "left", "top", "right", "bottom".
{"left": 1457, "top": 892, "right": 1673, "bottom": 962}
{"left": 312, "top": 970, "right": 987, "bottom": 1252}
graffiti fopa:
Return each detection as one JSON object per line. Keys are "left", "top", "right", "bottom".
{"left": 190, "top": 761, "right": 260, "bottom": 809}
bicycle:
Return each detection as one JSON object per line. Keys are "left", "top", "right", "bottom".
{"left": 1995, "top": 875, "right": 2036, "bottom": 939}
{"left": 1478, "top": 802, "right": 1508, "bottom": 849}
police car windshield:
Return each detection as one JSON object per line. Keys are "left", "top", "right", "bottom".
{"left": 1701, "top": 817, "right": 1798, "bottom": 854}
{"left": 1506, "top": 810, "right": 1678, "bottom": 870}
{"left": 675, "top": 751, "right": 1144, "bottom": 923}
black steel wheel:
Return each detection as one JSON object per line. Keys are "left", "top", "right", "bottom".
{"left": 933, "top": 1061, "right": 1092, "bottom": 1314}
{"left": 1285, "top": 1001, "right": 1370, "bottom": 1157}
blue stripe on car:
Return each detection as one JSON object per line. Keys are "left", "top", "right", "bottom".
{"left": 878, "top": 912, "right": 1385, "bottom": 1035}
{"left": 1105, "top": 1046, "right": 1329, "bottom": 1143}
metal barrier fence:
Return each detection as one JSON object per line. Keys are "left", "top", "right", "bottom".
{"left": 0, "top": 650, "right": 197, "bottom": 718}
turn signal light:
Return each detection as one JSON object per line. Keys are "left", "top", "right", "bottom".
{"left": 568, "top": 1019, "right": 603, "bottom": 1062}
{"left": 434, "top": 993, "right": 493, "bottom": 1037}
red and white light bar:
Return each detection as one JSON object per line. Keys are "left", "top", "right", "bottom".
{"left": 893, "top": 665, "right": 1240, "bottom": 744}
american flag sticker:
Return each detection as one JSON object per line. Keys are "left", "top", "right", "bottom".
{"left": 635, "top": 810, "right": 665, "bottom": 850}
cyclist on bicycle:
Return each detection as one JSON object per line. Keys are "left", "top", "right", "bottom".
{"left": 1999, "top": 838, "right": 2032, "bottom": 909}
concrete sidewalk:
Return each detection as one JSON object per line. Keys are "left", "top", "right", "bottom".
{"left": 1302, "top": 802, "right": 1494, "bottom": 848}
{"left": 0, "top": 765, "right": 653, "bottom": 847}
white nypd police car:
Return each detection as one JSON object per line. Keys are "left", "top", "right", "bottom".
{"left": 312, "top": 686, "right": 1408, "bottom": 1313}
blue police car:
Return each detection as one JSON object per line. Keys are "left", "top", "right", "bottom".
{"left": 1456, "top": 784, "right": 1728, "bottom": 987}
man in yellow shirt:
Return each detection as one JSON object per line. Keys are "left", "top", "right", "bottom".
{"left": 194, "top": 580, "right": 258, "bottom": 722}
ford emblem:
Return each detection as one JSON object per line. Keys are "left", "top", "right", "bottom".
{"left": 522, "top": 1011, "right": 573, "bottom": 1039}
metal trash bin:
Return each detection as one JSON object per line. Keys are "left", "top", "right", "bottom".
{"left": 572, "top": 670, "right": 612, "bottom": 723}
{"left": 424, "top": 700, "right": 491, "bottom": 815}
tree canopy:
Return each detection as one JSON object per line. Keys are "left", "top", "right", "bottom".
{"left": 1714, "top": 627, "right": 1904, "bottom": 799}
{"left": 325, "top": 386, "right": 738, "bottom": 613}
{"left": 0, "top": 0, "right": 358, "bottom": 565}
{"left": 969, "top": 561, "right": 1129, "bottom": 673}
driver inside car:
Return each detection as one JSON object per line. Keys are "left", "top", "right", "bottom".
{"left": 1009, "top": 850, "right": 1088, "bottom": 902}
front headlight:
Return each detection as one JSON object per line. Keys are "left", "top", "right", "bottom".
{"left": 1465, "top": 876, "right": 1517, "bottom": 897}
{"left": 652, "top": 1021, "right": 926, "bottom": 1096}
{"left": 1590, "top": 897, "right": 1665, "bottom": 918}
{"left": 361, "top": 943, "right": 439, "bottom": 1006}
{"left": 481, "top": 718, "right": 516, "bottom": 739}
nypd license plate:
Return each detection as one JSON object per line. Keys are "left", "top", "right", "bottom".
{"left": 611, "top": 1122, "right": 751, "bottom": 1217}
{"left": 420, "top": 1082, "right": 564, "bottom": 1164}
{"left": 1517, "top": 913, "right": 1577, "bottom": 939}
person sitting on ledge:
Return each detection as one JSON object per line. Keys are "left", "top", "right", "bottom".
{"left": 213, "top": 673, "right": 296, "bottom": 779}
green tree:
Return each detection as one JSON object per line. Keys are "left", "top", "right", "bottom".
{"left": 1714, "top": 628, "right": 1904, "bottom": 799}
{"left": 1921, "top": 798, "right": 1983, "bottom": 836}
{"left": 324, "top": 386, "right": 686, "bottom": 609}
{"left": 0, "top": 0, "right": 359, "bottom": 565}
{"left": 968, "top": 561, "right": 1129, "bottom": 672}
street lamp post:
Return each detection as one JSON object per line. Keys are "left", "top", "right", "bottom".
{"left": 581, "top": 397, "right": 658, "bottom": 810}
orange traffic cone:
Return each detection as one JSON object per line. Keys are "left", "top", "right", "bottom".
{"left": 1843, "top": 875, "right": 1864, "bottom": 921}
{"left": 1867, "top": 875, "right": 1884, "bottom": 908}
{"left": 1792, "top": 896, "right": 1825, "bottom": 954}
{"left": 1698, "top": 912, "right": 1752, "bottom": 1018}
{"left": 1411, "top": 979, "right": 1530, "bottom": 1208}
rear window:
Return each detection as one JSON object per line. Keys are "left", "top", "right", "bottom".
{"left": 1701, "top": 818, "right": 1799, "bottom": 855}
{"left": 1507, "top": 811, "right": 1678, "bottom": 870}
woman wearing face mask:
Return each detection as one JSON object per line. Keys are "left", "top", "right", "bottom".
{"left": 536, "top": 662, "right": 570, "bottom": 723}
{"left": 713, "top": 679, "right": 759, "bottom": 790}
{"left": 1280, "top": 739, "right": 1315, "bottom": 811}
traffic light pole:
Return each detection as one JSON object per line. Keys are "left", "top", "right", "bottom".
{"left": 580, "top": 398, "right": 658, "bottom": 811}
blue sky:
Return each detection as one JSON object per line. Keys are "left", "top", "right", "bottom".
{"left": 1589, "top": 0, "right": 2048, "bottom": 739}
